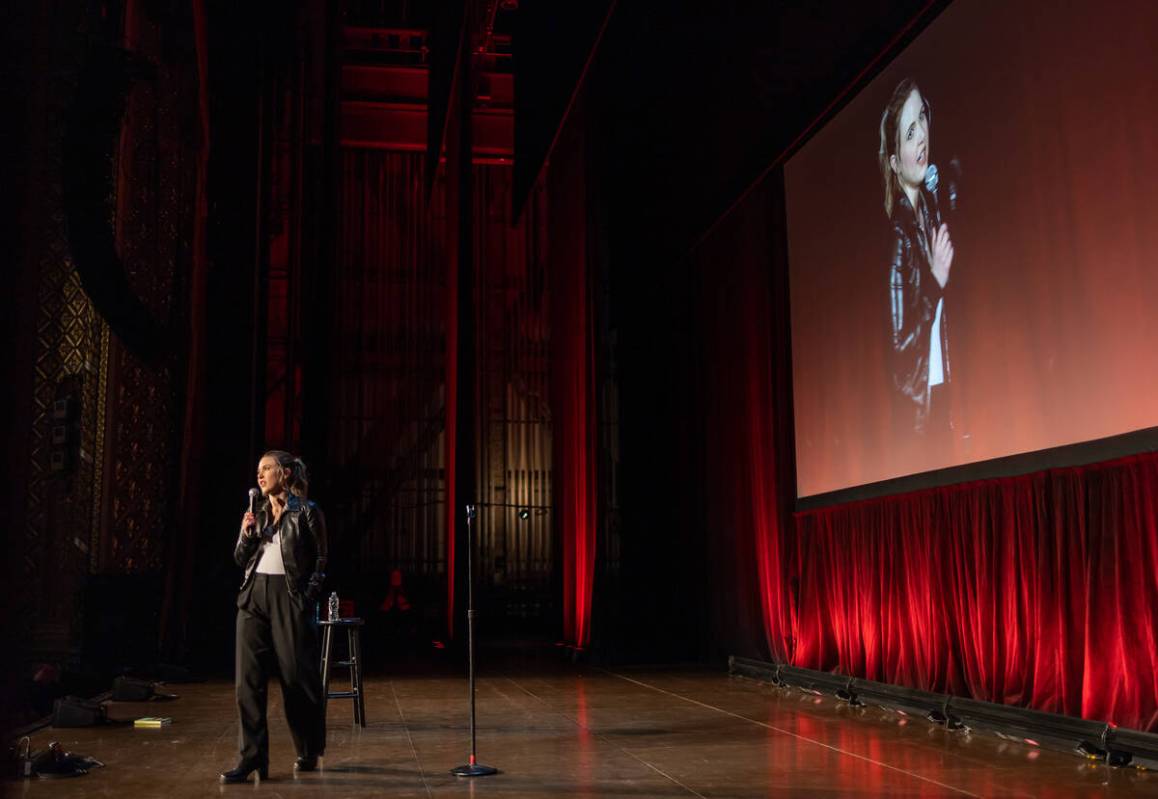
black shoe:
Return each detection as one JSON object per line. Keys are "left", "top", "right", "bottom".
{"left": 220, "top": 761, "right": 269, "bottom": 783}
{"left": 294, "top": 756, "right": 318, "bottom": 772}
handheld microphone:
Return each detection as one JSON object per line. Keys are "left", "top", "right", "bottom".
{"left": 246, "top": 486, "right": 260, "bottom": 534}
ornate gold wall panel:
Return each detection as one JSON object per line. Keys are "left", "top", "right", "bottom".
{"left": 15, "top": 2, "right": 195, "bottom": 658}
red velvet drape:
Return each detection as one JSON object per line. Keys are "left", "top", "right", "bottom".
{"left": 548, "top": 109, "right": 597, "bottom": 649}
{"left": 697, "top": 178, "right": 796, "bottom": 662}
{"left": 793, "top": 454, "right": 1158, "bottom": 732}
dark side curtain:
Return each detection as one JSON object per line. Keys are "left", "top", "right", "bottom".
{"left": 696, "top": 174, "right": 796, "bottom": 663}
{"left": 161, "top": 0, "right": 210, "bottom": 657}
{"left": 697, "top": 172, "right": 1158, "bottom": 733}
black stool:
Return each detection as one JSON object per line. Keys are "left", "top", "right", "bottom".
{"left": 319, "top": 617, "right": 366, "bottom": 727}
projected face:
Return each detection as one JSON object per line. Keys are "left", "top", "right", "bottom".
{"left": 890, "top": 89, "right": 929, "bottom": 190}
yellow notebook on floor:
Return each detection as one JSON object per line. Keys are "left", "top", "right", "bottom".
{"left": 134, "top": 717, "right": 172, "bottom": 728}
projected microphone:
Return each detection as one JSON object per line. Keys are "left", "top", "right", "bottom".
{"left": 925, "top": 160, "right": 963, "bottom": 223}
{"left": 924, "top": 164, "right": 945, "bottom": 228}
{"left": 924, "top": 163, "right": 940, "bottom": 195}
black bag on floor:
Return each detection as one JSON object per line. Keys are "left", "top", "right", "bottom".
{"left": 111, "top": 676, "right": 154, "bottom": 701}
{"left": 111, "top": 675, "right": 178, "bottom": 701}
{"left": 32, "top": 742, "right": 104, "bottom": 778}
{"left": 51, "top": 696, "right": 107, "bottom": 728}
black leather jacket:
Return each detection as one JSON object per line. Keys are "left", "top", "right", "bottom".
{"left": 234, "top": 494, "right": 328, "bottom": 602}
{"left": 888, "top": 190, "right": 950, "bottom": 433}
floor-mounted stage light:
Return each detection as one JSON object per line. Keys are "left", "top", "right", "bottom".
{"left": 1074, "top": 740, "right": 1108, "bottom": 761}
{"left": 835, "top": 679, "right": 863, "bottom": 707}
{"left": 1107, "top": 750, "right": 1133, "bottom": 768}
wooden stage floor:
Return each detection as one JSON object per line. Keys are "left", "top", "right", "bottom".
{"left": 11, "top": 662, "right": 1156, "bottom": 798}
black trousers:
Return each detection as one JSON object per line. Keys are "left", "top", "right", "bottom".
{"left": 235, "top": 574, "right": 325, "bottom": 765}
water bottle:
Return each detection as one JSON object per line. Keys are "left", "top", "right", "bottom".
{"left": 328, "top": 591, "right": 340, "bottom": 622}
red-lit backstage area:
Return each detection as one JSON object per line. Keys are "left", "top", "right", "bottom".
{"left": 3, "top": 0, "right": 1157, "bottom": 796}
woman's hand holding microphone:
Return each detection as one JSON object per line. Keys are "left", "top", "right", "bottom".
{"left": 931, "top": 223, "right": 954, "bottom": 289}
{"left": 240, "top": 487, "right": 261, "bottom": 539}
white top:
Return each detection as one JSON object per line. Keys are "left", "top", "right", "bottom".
{"left": 255, "top": 523, "right": 286, "bottom": 575}
{"left": 928, "top": 297, "right": 945, "bottom": 387}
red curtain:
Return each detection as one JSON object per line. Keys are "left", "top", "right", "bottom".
{"left": 697, "top": 177, "right": 796, "bottom": 662}
{"left": 548, "top": 107, "right": 597, "bottom": 649}
{"left": 793, "top": 454, "right": 1158, "bottom": 732}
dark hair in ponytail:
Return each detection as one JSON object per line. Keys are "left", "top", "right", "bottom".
{"left": 263, "top": 450, "right": 310, "bottom": 499}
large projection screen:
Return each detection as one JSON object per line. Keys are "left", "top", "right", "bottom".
{"left": 786, "top": 0, "right": 1158, "bottom": 502}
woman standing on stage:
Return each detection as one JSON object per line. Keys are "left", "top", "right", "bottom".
{"left": 221, "top": 450, "right": 328, "bottom": 783}
{"left": 879, "top": 77, "right": 955, "bottom": 437}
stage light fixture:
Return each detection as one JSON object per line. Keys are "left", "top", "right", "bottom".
{"left": 1107, "top": 750, "right": 1133, "bottom": 768}
{"left": 835, "top": 681, "right": 863, "bottom": 706}
{"left": 517, "top": 508, "right": 530, "bottom": 520}
{"left": 925, "top": 706, "right": 965, "bottom": 729}
{"left": 1111, "top": 727, "right": 1158, "bottom": 769}
{"left": 1074, "top": 740, "right": 1107, "bottom": 761}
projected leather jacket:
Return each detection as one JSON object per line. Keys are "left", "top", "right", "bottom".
{"left": 234, "top": 494, "right": 328, "bottom": 603}
{"left": 888, "top": 191, "right": 950, "bottom": 433}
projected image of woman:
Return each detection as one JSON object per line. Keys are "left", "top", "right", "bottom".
{"left": 879, "top": 78, "right": 954, "bottom": 436}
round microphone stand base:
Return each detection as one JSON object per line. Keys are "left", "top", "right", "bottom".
{"left": 450, "top": 760, "right": 498, "bottom": 777}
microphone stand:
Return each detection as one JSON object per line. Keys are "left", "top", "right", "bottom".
{"left": 450, "top": 504, "right": 498, "bottom": 777}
